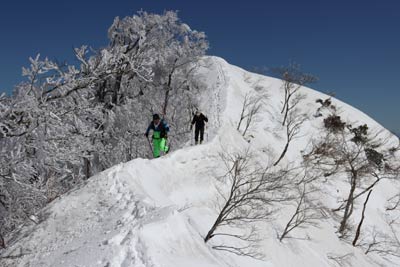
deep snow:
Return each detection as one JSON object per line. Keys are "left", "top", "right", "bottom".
{"left": 1, "top": 56, "right": 399, "bottom": 267}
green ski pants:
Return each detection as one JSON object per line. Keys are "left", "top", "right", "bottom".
{"left": 153, "top": 138, "right": 168, "bottom": 158}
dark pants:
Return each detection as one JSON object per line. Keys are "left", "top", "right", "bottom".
{"left": 195, "top": 126, "right": 205, "bottom": 142}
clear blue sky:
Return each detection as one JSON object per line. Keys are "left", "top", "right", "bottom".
{"left": 0, "top": 0, "right": 399, "bottom": 134}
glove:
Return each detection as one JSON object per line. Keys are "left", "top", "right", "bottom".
{"left": 190, "top": 125, "right": 193, "bottom": 130}
{"left": 144, "top": 133, "right": 148, "bottom": 138}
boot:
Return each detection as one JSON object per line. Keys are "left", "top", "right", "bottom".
{"left": 195, "top": 140, "right": 198, "bottom": 145}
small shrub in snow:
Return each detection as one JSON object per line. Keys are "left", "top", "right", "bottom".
{"left": 323, "top": 115, "right": 346, "bottom": 133}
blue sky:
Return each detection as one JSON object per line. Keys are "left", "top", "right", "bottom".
{"left": 0, "top": 0, "right": 399, "bottom": 133}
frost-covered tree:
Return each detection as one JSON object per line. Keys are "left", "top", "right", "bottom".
{"left": 0, "top": 10, "right": 208, "bottom": 238}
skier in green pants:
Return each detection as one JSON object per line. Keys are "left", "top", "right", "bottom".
{"left": 144, "top": 114, "right": 170, "bottom": 158}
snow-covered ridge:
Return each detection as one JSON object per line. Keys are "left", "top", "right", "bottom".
{"left": 1, "top": 56, "right": 399, "bottom": 267}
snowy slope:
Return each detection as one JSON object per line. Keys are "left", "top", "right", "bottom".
{"left": 1, "top": 57, "right": 399, "bottom": 267}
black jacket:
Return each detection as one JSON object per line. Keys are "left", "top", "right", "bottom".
{"left": 191, "top": 113, "right": 208, "bottom": 129}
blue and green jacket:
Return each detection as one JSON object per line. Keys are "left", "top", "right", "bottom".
{"left": 145, "top": 120, "right": 169, "bottom": 139}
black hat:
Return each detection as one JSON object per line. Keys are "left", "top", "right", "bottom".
{"left": 153, "top": 114, "right": 160, "bottom": 120}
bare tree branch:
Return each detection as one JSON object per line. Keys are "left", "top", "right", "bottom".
{"left": 205, "top": 149, "right": 291, "bottom": 259}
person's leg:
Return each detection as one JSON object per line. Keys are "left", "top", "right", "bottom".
{"left": 200, "top": 127, "right": 205, "bottom": 144}
{"left": 153, "top": 139, "right": 161, "bottom": 158}
{"left": 195, "top": 127, "right": 200, "bottom": 144}
{"left": 160, "top": 138, "right": 169, "bottom": 153}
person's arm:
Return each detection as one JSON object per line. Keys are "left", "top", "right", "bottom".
{"left": 190, "top": 116, "right": 195, "bottom": 129}
{"left": 145, "top": 123, "right": 153, "bottom": 136}
{"left": 202, "top": 114, "right": 208, "bottom": 122}
{"left": 163, "top": 121, "right": 170, "bottom": 132}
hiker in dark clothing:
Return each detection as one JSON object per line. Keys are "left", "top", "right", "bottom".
{"left": 190, "top": 110, "right": 208, "bottom": 144}
{"left": 145, "top": 114, "right": 170, "bottom": 158}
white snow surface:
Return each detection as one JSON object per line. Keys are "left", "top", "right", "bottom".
{"left": 1, "top": 56, "right": 399, "bottom": 267}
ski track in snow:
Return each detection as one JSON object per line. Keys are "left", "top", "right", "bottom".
{"left": 1, "top": 56, "right": 399, "bottom": 267}
{"left": 214, "top": 58, "right": 227, "bottom": 129}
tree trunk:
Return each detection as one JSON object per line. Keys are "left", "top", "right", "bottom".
{"left": 163, "top": 86, "right": 171, "bottom": 116}
{"left": 84, "top": 157, "right": 91, "bottom": 179}
{"left": 162, "top": 60, "right": 177, "bottom": 115}
{"left": 281, "top": 83, "right": 289, "bottom": 114}
{"left": 352, "top": 190, "right": 373, "bottom": 246}
{"left": 204, "top": 208, "right": 226, "bottom": 243}
{"left": 97, "top": 80, "right": 107, "bottom": 102}
{"left": 274, "top": 142, "right": 289, "bottom": 166}
{"left": 204, "top": 186, "right": 234, "bottom": 243}
{"left": 0, "top": 233, "right": 5, "bottom": 249}
{"left": 204, "top": 220, "right": 219, "bottom": 243}
{"left": 112, "top": 73, "right": 123, "bottom": 105}
{"left": 339, "top": 170, "right": 358, "bottom": 235}
{"left": 282, "top": 104, "right": 289, "bottom": 126}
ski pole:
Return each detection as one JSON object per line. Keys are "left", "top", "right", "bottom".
{"left": 146, "top": 136, "right": 153, "bottom": 154}
{"left": 190, "top": 125, "right": 194, "bottom": 146}
{"left": 206, "top": 124, "right": 208, "bottom": 142}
